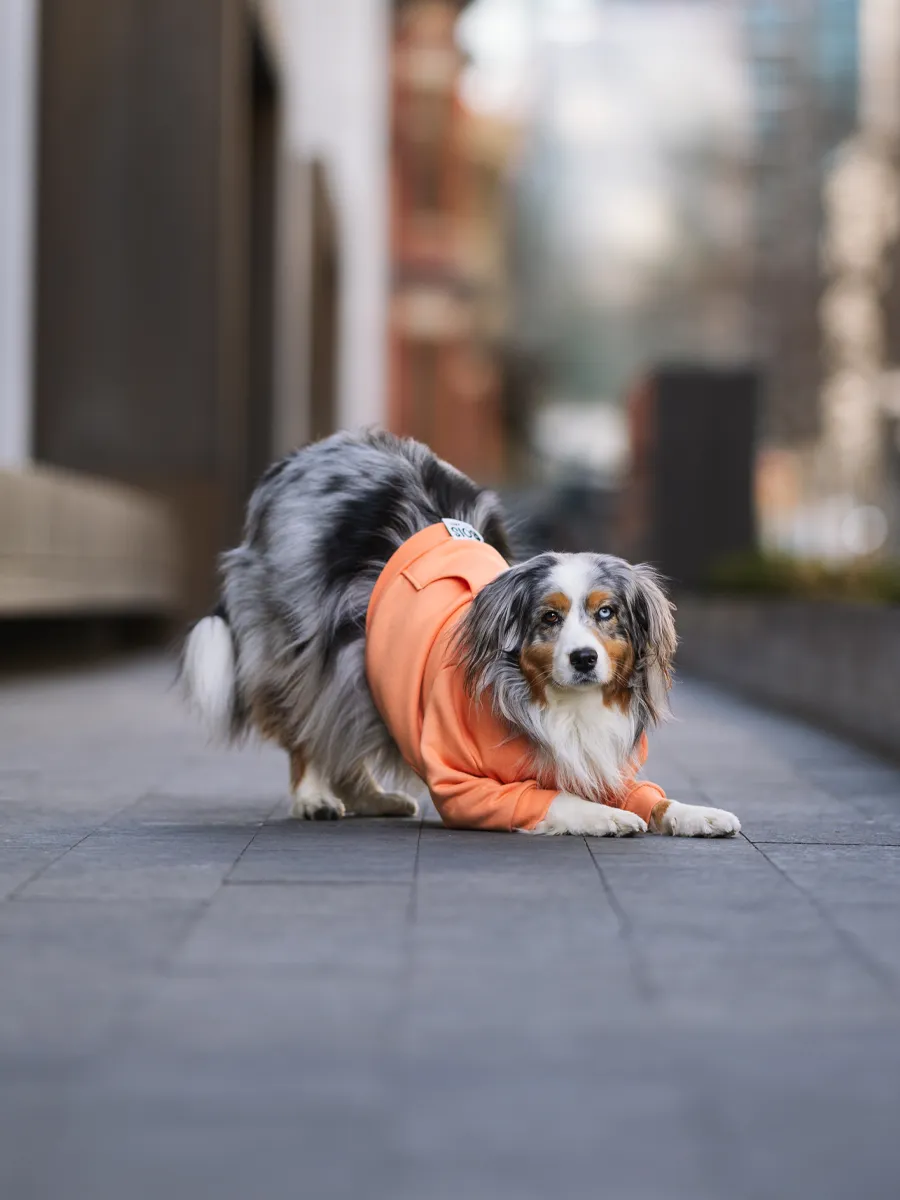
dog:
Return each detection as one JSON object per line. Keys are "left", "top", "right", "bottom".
{"left": 182, "top": 430, "right": 739, "bottom": 838}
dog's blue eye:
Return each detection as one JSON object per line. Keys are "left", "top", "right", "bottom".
{"left": 597, "top": 606, "right": 613, "bottom": 621}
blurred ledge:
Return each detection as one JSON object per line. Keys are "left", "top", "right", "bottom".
{"left": 676, "top": 596, "right": 900, "bottom": 762}
{"left": 0, "top": 465, "right": 181, "bottom": 618}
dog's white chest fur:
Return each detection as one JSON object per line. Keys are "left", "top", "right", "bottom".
{"left": 533, "top": 689, "right": 636, "bottom": 799}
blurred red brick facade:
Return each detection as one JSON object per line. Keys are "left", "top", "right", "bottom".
{"left": 388, "top": 0, "right": 513, "bottom": 483}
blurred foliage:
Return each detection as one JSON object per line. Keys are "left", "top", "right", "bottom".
{"left": 706, "top": 552, "right": 900, "bottom": 604}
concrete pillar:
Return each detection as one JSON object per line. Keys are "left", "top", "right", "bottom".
{"left": 0, "top": 0, "right": 39, "bottom": 467}
{"left": 269, "top": 0, "right": 390, "bottom": 433}
{"left": 860, "top": 0, "right": 900, "bottom": 145}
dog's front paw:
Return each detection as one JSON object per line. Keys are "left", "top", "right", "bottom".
{"left": 653, "top": 800, "right": 740, "bottom": 838}
{"left": 530, "top": 794, "right": 647, "bottom": 837}
{"left": 585, "top": 806, "right": 647, "bottom": 838}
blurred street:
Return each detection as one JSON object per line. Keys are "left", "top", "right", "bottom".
{"left": 2, "top": 655, "right": 900, "bottom": 1200}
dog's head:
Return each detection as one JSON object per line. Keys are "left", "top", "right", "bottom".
{"left": 455, "top": 552, "right": 676, "bottom": 726}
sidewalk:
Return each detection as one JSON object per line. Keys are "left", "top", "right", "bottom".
{"left": 2, "top": 655, "right": 899, "bottom": 1199}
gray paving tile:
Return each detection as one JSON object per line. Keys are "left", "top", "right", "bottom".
{"left": 120, "top": 971, "right": 402, "bottom": 1054}
{"left": 388, "top": 1026, "right": 900, "bottom": 1199}
{"left": 805, "top": 764, "right": 900, "bottom": 798}
{"left": 758, "top": 843, "right": 900, "bottom": 902}
{"left": 0, "top": 900, "right": 200, "bottom": 1055}
{"left": 17, "top": 1061, "right": 392, "bottom": 1200}
{"left": 592, "top": 832, "right": 898, "bottom": 1023}
{"left": 415, "top": 821, "right": 599, "bottom": 891}
{"left": 391, "top": 1053, "right": 725, "bottom": 1200}
{"left": 634, "top": 927, "right": 894, "bottom": 1024}
{"left": 0, "top": 842, "right": 74, "bottom": 900}
{"left": 229, "top": 818, "right": 421, "bottom": 883}
{"left": 759, "top": 843, "right": 900, "bottom": 984}
{"left": 173, "top": 881, "right": 412, "bottom": 973}
{"left": 17, "top": 827, "right": 255, "bottom": 900}
{"left": 680, "top": 1028, "right": 900, "bottom": 1200}
{"left": 106, "top": 794, "right": 274, "bottom": 830}
{"left": 741, "top": 813, "right": 900, "bottom": 844}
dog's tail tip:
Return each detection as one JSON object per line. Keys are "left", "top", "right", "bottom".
{"left": 181, "top": 613, "right": 236, "bottom": 742}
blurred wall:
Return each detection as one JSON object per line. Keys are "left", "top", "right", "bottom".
{"left": 32, "top": 0, "right": 284, "bottom": 614}
{"left": 0, "top": 0, "right": 38, "bottom": 468}
{"left": 265, "top": 0, "right": 390, "bottom": 435}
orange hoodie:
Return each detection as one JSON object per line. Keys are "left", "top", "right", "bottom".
{"left": 365, "top": 522, "right": 666, "bottom": 832}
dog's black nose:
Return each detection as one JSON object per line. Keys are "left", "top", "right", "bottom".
{"left": 569, "top": 648, "right": 598, "bottom": 673}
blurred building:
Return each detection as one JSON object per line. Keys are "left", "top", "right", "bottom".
{"left": 388, "top": 0, "right": 517, "bottom": 483}
{"left": 744, "top": 0, "right": 859, "bottom": 445}
{"left": 744, "top": 0, "right": 900, "bottom": 561}
{"left": 618, "top": 0, "right": 900, "bottom": 574}
{"left": 620, "top": 366, "right": 759, "bottom": 587}
{"left": 0, "top": 0, "right": 391, "bottom": 623}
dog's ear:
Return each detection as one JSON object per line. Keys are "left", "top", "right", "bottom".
{"left": 452, "top": 559, "right": 546, "bottom": 698}
{"left": 626, "top": 563, "right": 677, "bottom": 725}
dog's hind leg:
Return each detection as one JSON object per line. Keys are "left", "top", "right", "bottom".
{"left": 331, "top": 766, "right": 419, "bottom": 819}
{"left": 288, "top": 748, "right": 346, "bottom": 821}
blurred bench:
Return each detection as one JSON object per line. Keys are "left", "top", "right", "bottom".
{"left": 0, "top": 466, "right": 180, "bottom": 617}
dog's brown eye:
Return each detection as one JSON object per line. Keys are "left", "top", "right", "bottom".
{"left": 541, "top": 611, "right": 561, "bottom": 626}
{"left": 596, "top": 606, "right": 614, "bottom": 622}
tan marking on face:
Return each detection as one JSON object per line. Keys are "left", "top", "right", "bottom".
{"left": 649, "top": 798, "right": 672, "bottom": 832}
{"left": 540, "top": 591, "right": 572, "bottom": 616}
{"left": 598, "top": 633, "right": 635, "bottom": 712}
{"left": 586, "top": 589, "right": 612, "bottom": 612}
{"left": 519, "top": 642, "right": 555, "bottom": 705}
{"left": 587, "top": 588, "right": 630, "bottom": 704}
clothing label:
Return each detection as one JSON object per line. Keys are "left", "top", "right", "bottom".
{"left": 442, "top": 518, "right": 484, "bottom": 542}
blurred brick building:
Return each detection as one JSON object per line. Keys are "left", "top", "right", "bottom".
{"left": 388, "top": 0, "right": 516, "bottom": 483}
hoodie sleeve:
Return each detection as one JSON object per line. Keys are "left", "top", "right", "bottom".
{"left": 419, "top": 665, "right": 557, "bottom": 832}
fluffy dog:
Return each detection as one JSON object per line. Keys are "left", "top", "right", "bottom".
{"left": 182, "top": 430, "right": 739, "bottom": 838}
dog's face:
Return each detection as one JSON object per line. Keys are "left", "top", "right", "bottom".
{"left": 518, "top": 558, "right": 637, "bottom": 700}
{"left": 458, "top": 552, "right": 677, "bottom": 723}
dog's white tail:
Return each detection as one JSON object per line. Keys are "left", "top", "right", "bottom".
{"left": 182, "top": 615, "right": 236, "bottom": 741}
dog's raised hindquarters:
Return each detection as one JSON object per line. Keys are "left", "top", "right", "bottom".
{"left": 181, "top": 430, "right": 740, "bottom": 839}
